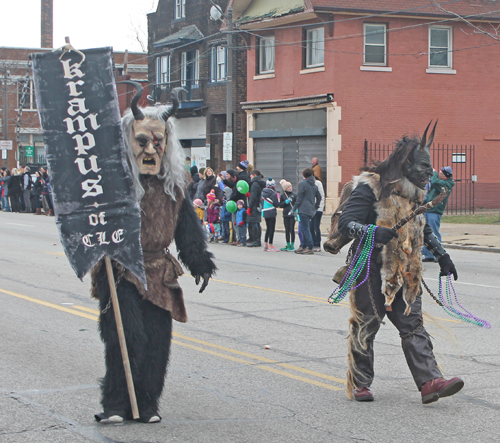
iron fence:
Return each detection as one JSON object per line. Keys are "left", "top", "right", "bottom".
{"left": 364, "top": 140, "right": 475, "bottom": 214}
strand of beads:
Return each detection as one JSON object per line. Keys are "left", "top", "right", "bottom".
{"left": 329, "top": 225, "right": 377, "bottom": 304}
{"left": 438, "top": 274, "right": 491, "bottom": 328}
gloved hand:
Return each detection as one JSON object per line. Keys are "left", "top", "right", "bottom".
{"left": 245, "top": 192, "right": 251, "bottom": 197}
{"left": 195, "top": 273, "right": 211, "bottom": 293}
{"left": 374, "top": 227, "right": 398, "bottom": 245}
{"left": 438, "top": 253, "right": 458, "bottom": 280}
{"left": 285, "top": 199, "right": 290, "bottom": 204}
{"left": 247, "top": 208, "right": 251, "bottom": 216}
{"left": 238, "top": 221, "right": 244, "bottom": 226}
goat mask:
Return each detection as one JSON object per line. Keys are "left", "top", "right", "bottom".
{"left": 403, "top": 121, "right": 436, "bottom": 189}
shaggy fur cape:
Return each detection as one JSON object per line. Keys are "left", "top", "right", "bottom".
{"left": 354, "top": 171, "right": 426, "bottom": 314}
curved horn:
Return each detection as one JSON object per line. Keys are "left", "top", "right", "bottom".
{"left": 116, "top": 80, "right": 145, "bottom": 120}
{"left": 425, "top": 119, "right": 438, "bottom": 149}
{"left": 420, "top": 120, "right": 432, "bottom": 150}
{"left": 161, "top": 87, "right": 187, "bottom": 121}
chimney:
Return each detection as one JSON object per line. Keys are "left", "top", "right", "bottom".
{"left": 41, "top": 0, "right": 53, "bottom": 48}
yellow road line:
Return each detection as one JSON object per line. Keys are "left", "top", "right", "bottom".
{"left": 0, "top": 288, "right": 98, "bottom": 322}
{"left": 45, "top": 251, "right": 66, "bottom": 257}
{"left": 2, "top": 289, "right": 345, "bottom": 391}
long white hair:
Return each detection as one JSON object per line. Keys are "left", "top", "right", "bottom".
{"left": 122, "top": 106, "right": 187, "bottom": 201}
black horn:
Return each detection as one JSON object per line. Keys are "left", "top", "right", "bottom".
{"left": 420, "top": 120, "right": 438, "bottom": 150}
{"left": 426, "top": 119, "right": 438, "bottom": 149}
{"left": 161, "top": 87, "right": 187, "bottom": 121}
{"left": 116, "top": 80, "right": 145, "bottom": 120}
{"left": 420, "top": 120, "right": 432, "bottom": 150}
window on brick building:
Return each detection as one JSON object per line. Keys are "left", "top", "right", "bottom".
{"left": 305, "top": 27, "right": 324, "bottom": 68}
{"left": 210, "top": 45, "right": 226, "bottom": 82}
{"left": 258, "top": 35, "right": 275, "bottom": 74}
{"left": 429, "top": 27, "right": 452, "bottom": 68}
{"left": 363, "top": 23, "right": 387, "bottom": 66}
{"left": 180, "top": 50, "right": 199, "bottom": 88}
{"left": 175, "top": 0, "right": 186, "bottom": 19}
{"left": 17, "top": 79, "right": 36, "bottom": 110}
{"left": 155, "top": 55, "right": 170, "bottom": 89}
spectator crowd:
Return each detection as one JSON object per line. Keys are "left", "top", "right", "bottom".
{"left": 0, "top": 165, "right": 54, "bottom": 216}
{"left": 188, "top": 159, "right": 325, "bottom": 254}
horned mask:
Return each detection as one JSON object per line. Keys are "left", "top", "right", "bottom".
{"left": 403, "top": 120, "right": 437, "bottom": 190}
{"left": 121, "top": 82, "right": 183, "bottom": 175}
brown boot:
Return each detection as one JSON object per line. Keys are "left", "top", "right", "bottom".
{"left": 48, "top": 209, "right": 54, "bottom": 216}
{"left": 421, "top": 377, "right": 464, "bottom": 404}
{"left": 353, "top": 387, "right": 374, "bottom": 402}
{"left": 35, "top": 208, "right": 42, "bottom": 215}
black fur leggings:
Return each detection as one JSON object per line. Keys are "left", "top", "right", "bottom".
{"left": 264, "top": 217, "right": 276, "bottom": 243}
{"left": 97, "top": 276, "right": 172, "bottom": 421}
{"left": 283, "top": 217, "right": 296, "bottom": 243}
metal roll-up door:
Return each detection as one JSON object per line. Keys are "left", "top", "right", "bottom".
{"left": 254, "top": 137, "right": 284, "bottom": 183}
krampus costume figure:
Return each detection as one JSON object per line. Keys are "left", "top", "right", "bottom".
{"left": 336, "top": 122, "right": 463, "bottom": 404}
{"left": 92, "top": 86, "right": 216, "bottom": 423}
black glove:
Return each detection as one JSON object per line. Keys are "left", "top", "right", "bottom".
{"left": 374, "top": 227, "right": 398, "bottom": 245}
{"left": 195, "top": 272, "right": 212, "bottom": 293}
{"left": 438, "top": 253, "right": 458, "bottom": 280}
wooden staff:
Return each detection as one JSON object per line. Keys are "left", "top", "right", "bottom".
{"left": 104, "top": 255, "right": 139, "bottom": 420}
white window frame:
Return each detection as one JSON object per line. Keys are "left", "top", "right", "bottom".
{"left": 258, "top": 35, "right": 275, "bottom": 74}
{"left": 155, "top": 55, "right": 170, "bottom": 89}
{"left": 305, "top": 27, "right": 324, "bottom": 68}
{"left": 363, "top": 23, "right": 387, "bottom": 66}
{"left": 17, "top": 79, "right": 36, "bottom": 110}
{"left": 210, "top": 45, "right": 226, "bottom": 82}
{"left": 175, "top": 0, "right": 186, "bottom": 19}
{"left": 429, "top": 26, "right": 452, "bottom": 69}
{"left": 180, "top": 50, "right": 199, "bottom": 88}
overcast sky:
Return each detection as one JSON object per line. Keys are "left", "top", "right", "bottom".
{"left": 0, "top": 0, "right": 158, "bottom": 52}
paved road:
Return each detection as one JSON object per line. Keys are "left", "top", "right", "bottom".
{"left": 1, "top": 211, "right": 499, "bottom": 443}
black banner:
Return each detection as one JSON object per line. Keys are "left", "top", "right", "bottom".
{"left": 32, "top": 47, "right": 146, "bottom": 285}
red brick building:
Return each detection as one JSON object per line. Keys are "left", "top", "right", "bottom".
{"left": 0, "top": 46, "right": 147, "bottom": 171}
{"left": 234, "top": 0, "right": 500, "bottom": 211}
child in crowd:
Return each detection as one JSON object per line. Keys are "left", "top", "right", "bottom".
{"left": 279, "top": 179, "right": 297, "bottom": 251}
{"left": 261, "top": 178, "right": 280, "bottom": 251}
{"left": 206, "top": 189, "right": 221, "bottom": 242}
{"left": 235, "top": 200, "right": 247, "bottom": 246}
{"left": 193, "top": 198, "right": 204, "bottom": 223}
{"left": 219, "top": 185, "right": 233, "bottom": 243}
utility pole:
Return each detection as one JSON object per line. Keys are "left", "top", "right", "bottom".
{"left": 224, "top": 6, "right": 233, "bottom": 164}
{"left": 2, "top": 66, "right": 8, "bottom": 168}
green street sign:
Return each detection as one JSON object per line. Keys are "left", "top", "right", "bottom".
{"left": 25, "top": 145, "right": 34, "bottom": 158}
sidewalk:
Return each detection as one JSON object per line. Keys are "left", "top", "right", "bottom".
{"left": 274, "top": 210, "right": 500, "bottom": 253}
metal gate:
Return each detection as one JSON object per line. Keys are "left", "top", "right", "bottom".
{"left": 364, "top": 140, "right": 475, "bottom": 214}
{"left": 254, "top": 136, "right": 327, "bottom": 192}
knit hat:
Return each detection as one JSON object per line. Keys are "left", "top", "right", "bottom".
{"left": 236, "top": 200, "right": 244, "bottom": 206}
{"left": 238, "top": 160, "right": 249, "bottom": 170}
{"left": 226, "top": 169, "right": 237, "bottom": 178}
{"left": 280, "top": 179, "right": 292, "bottom": 191}
{"left": 190, "top": 165, "right": 198, "bottom": 176}
{"left": 193, "top": 198, "right": 203, "bottom": 207}
{"left": 206, "top": 189, "right": 216, "bottom": 201}
{"left": 266, "top": 178, "right": 276, "bottom": 189}
{"left": 441, "top": 166, "right": 453, "bottom": 178}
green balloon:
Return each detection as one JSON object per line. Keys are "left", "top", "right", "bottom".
{"left": 226, "top": 200, "right": 237, "bottom": 213}
{"left": 236, "top": 180, "right": 249, "bottom": 194}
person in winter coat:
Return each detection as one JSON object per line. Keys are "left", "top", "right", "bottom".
{"left": 261, "top": 178, "right": 280, "bottom": 251}
{"left": 279, "top": 179, "right": 297, "bottom": 251}
{"left": 1, "top": 169, "right": 11, "bottom": 212}
{"left": 236, "top": 160, "right": 251, "bottom": 186}
{"left": 294, "top": 168, "right": 321, "bottom": 255}
{"left": 219, "top": 185, "right": 233, "bottom": 243}
{"left": 202, "top": 167, "right": 222, "bottom": 203}
{"left": 187, "top": 165, "right": 201, "bottom": 201}
{"left": 193, "top": 198, "right": 205, "bottom": 222}
{"left": 311, "top": 177, "right": 326, "bottom": 252}
{"left": 205, "top": 189, "right": 221, "bottom": 242}
{"left": 31, "top": 171, "right": 44, "bottom": 214}
{"left": 8, "top": 168, "right": 23, "bottom": 213}
{"left": 235, "top": 200, "right": 247, "bottom": 246}
{"left": 246, "top": 170, "right": 265, "bottom": 247}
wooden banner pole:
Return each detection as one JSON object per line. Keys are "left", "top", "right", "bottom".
{"left": 104, "top": 255, "right": 139, "bottom": 420}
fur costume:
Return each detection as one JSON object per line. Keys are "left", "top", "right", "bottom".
{"left": 92, "top": 85, "right": 216, "bottom": 423}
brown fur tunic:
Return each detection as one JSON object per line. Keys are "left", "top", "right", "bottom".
{"left": 91, "top": 176, "right": 188, "bottom": 322}
{"left": 355, "top": 172, "right": 426, "bottom": 314}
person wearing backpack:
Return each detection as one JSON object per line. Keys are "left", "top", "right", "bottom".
{"left": 246, "top": 170, "right": 265, "bottom": 247}
{"left": 261, "top": 178, "right": 280, "bottom": 251}
{"left": 279, "top": 180, "right": 297, "bottom": 251}
{"left": 22, "top": 166, "right": 34, "bottom": 212}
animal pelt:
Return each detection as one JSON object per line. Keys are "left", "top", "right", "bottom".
{"left": 96, "top": 276, "right": 172, "bottom": 421}
{"left": 357, "top": 172, "right": 426, "bottom": 314}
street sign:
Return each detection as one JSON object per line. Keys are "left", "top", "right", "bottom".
{"left": 0, "top": 140, "right": 13, "bottom": 150}
{"left": 25, "top": 145, "right": 35, "bottom": 157}
{"left": 223, "top": 132, "right": 232, "bottom": 161}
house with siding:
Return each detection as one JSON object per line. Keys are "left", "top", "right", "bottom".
{"left": 233, "top": 0, "right": 500, "bottom": 211}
